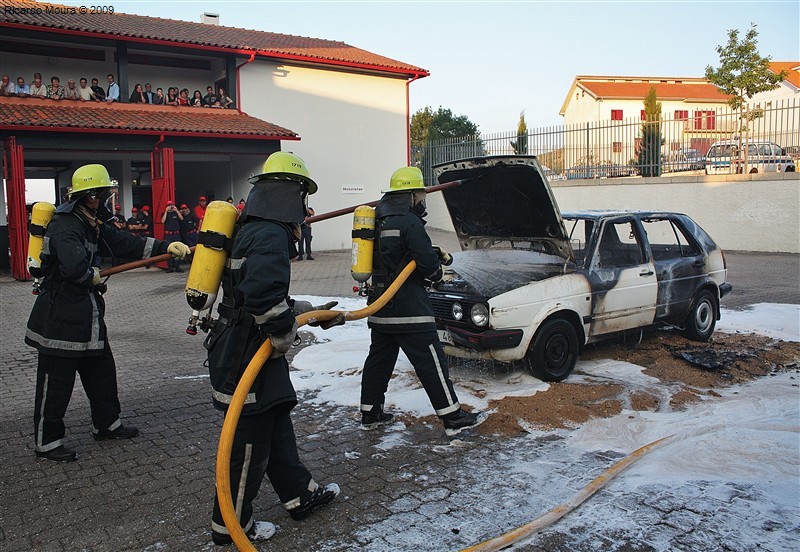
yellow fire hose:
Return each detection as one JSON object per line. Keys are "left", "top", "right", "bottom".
{"left": 216, "top": 261, "right": 418, "bottom": 551}
{"left": 459, "top": 433, "right": 677, "bottom": 552}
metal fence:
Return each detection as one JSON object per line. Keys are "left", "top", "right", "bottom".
{"left": 412, "top": 98, "right": 800, "bottom": 183}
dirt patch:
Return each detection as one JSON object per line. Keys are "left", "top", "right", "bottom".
{"left": 481, "top": 383, "right": 623, "bottom": 434}
{"left": 478, "top": 330, "right": 800, "bottom": 436}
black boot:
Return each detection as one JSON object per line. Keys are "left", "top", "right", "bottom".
{"left": 35, "top": 445, "right": 78, "bottom": 462}
{"left": 361, "top": 409, "right": 394, "bottom": 430}
{"left": 93, "top": 425, "right": 139, "bottom": 441}
{"left": 442, "top": 409, "right": 487, "bottom": 436}
{"left": 287, "top": 483, "right": 340, "bottom": 521}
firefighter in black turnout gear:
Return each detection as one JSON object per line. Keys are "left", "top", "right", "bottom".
{"left": 205, "top": 152, "right": 341, "bottom": 546}
{"left": 360, "top": 167, "right": 486, "bottom": 436}
{"left": 25, "top": 164, "right": 191, "bottom": 462}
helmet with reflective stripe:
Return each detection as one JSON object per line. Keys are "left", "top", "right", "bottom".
{"left": 383, "top": 166, "right": 425, "bottom": 193}
{"left": 69, "top": 164, "right": 116, "bottom": 199}
{"left": 248, "top": 151, "right": 317, "bottom": 194}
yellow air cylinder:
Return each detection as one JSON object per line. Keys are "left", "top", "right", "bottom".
{"left": 351, "top": 205, "right": 375, "bottom": 283}
{"left": 185, "top": 200, "right": 239, "bottom": 318}
{"left": 27, "top": 202, "right": 56, "bottom": 291}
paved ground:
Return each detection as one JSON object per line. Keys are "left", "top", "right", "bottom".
{"left": 0, "top": 233, "right": 797, "bottom": 551}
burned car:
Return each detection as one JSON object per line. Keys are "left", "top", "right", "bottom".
{"left": 428, "top": 156, "right": 732, "bottom": 381}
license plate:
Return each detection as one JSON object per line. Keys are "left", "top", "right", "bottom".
{"left": 438, "top": 329, "right": 453, "bottom": 345}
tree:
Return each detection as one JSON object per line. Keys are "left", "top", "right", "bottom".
{"left": 705, "top": 23, "right": 787, "bottom": 171}
{"left": 410, "top": 106, "right": 483, "bottom": 183}
{"left": 510, "top": 111, "right": 528, "bottom": 154}
{"left": 637, "top": 87, "right": 663, "bottom": 177}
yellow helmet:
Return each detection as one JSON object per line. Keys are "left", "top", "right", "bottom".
{"left": 383, "top": 166, "right": 425, "bottom": 193}
{"left": 248, "top": 151, "right": 317, "bottom": 194}
{"left": 69, "top": 164, "right": 116, "bottom": 198}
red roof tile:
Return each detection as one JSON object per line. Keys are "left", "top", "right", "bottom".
{"left": 0, "top": 0, "right": 428, "bottom": 77}
{"left": 0, "top": 96, "right": 298, "bottom": 139}
{"left": 769, "top": 61, "right": 800, "bottom": 88}
{"left": 579, "top": 80, "right": 731, "bottom": 102}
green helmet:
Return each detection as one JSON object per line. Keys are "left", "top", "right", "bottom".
{"left": 248, "top": 151, "right": 317, "bottom": 194}
{"left": 383, "top": 166, "right": 425, "bottom": 193}
{"left": 69, "top": 164, "right": 116, "bottom": 198}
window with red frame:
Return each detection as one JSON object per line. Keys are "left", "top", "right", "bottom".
{"left": 611, "top": 109, "right": 623, "bottom": 121}
{"left": 693, "top": 111, "right": 716, "bottom": 130}
{"left": 613, "top": 142, "right": 623, "bottom": 153}
{"left": 674, "top": 110, "right": 689, "bottom": 120}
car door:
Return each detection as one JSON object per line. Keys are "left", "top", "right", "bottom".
{"left": 640, "top": 216, "right": 705, "bottom": 322}
{"left": 586, "top": 217, "right": 657, "bottom": 336}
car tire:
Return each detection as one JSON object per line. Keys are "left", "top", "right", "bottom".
{"left": 525, "top": 318, "right": 578, "bottom": 382}
{"left": 684, "top": 289, "right": 717, "bottom": 342}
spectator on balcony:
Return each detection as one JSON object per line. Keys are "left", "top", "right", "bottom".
{"left": 152, "top": 87, "right": 165, "bottom": 105}
{"left": 90, "top": 77, "right": 106, "bottom": 102}
{"left": 165, "top": 87, "right": 179, "bottom": 106}
{"left": 105, "top": 74, "right": 119, "bottom": 102}
{"left": 64, "top": 79, "right": 80, "bottom": 101}
{"left": 190, "top": 89, "right": 204, "bottom": 107}
{"left": 217, "top": 87, "right": 234, "bottom": 109}
{"left": 129, "top": 83, "right": 146, "bottom": 103}
{"left": 46, "top": 76, "right": 66, "bottom": 100}
{"left": 143, "top": 83, "right": 155, "bottom": 104}
{"left": 202, "top": 85, "right": 217, "bottom": 108}
{"left": 1, "top": 75, "right": 14, "bottom": 95}
{"left": 177, "top": 88, "right": 190, "bottom": 106}
{"left": 77, "top": 78, "right": 94, "bottom": 101}
{"left": 29, "top": 73, "right": 47, "bottom": 98}
{"left": 15, "top": 76, "right": 30, "bottom": 97}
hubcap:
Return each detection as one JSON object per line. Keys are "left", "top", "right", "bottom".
{"left": 546, "top": 334, "right": 568, "bottom": 366}
{"left": 695, "top": 300, "right": 713, "bottom": 333}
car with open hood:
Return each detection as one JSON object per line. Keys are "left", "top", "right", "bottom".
{"left": 428, "top": 156, "right": 732, "bottom": 381}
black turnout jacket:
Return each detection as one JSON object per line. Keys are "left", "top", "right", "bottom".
{"left": 205, "top": 218, "right": 299, "bottom": 415}
{"left": 367, "top": 194, "right": 443, "bottom": 334}
{"left": 25, "top": 203, "right": 169, "bottom": 357}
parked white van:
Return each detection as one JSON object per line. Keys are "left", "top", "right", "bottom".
{"left": 705, "top": 140, "right": 796, "bottom": 174}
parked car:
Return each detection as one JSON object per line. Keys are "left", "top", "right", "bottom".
{"left": 428, "top": 155, "right": 732, "bottom": 382}
{"left": 541, "top": 165, "right": 566, "bottom": 181}
{"left": 565, "top": 163, "right": 637, "bottom": 179}
{"left": 705, "top": 140, "right": 795, "bottom": 174}
{"left": 664, "top": 148, "right": 705, "bottom": 172}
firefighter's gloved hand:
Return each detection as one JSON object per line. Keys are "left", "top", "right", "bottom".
{"left": 291, "top": 300, "right": 315, "bottom": 315}
{"left": 91, "top": 267, "right": 102, "bottom": 285}
{"left": 168, "top": 242, "right": 191, "bottom": 260}
{"left": 432, "top": 245, "right": 453, "bottom": 266}
{"left": 269, "top": 321, "right": 299, "bottom": 358}
{"left": 308, "top": 311, "right": 346, "bottom": 330}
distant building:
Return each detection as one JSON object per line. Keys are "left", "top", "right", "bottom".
{"left": 558, "top": 64, "right": 799, "bottom": 170}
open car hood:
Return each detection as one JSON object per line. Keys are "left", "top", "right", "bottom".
{"left": 434, "top": 156, "right": 572, "bottom": 262}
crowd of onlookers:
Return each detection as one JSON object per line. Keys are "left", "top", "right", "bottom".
{"left": 1, "top": 72, "right": 234, "bottom": 108}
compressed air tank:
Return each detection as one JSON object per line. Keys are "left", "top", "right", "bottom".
{"left": 351, "top": 205, "right": 375, "bottom": 283}
{"left": 185, "top": 200, "right": 239, "bottom": 313}
{"left": 27, "top": 202, "right": 56, "bottom": 293}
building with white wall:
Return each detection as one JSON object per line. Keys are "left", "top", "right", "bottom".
{"left": 557, "top": 64, "right": 799, "bottom": 170}
{"left": 0, "top": 0, "right": 428, "bottom": 278}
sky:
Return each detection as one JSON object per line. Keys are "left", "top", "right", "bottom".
{"left": 54, "top": 0, "right": 800, "bottom": 133}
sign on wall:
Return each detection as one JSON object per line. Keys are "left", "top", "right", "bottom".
{"left": 341, "top": 185, "right": 364, "bottom": 194}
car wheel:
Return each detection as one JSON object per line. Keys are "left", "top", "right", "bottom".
{"left": 684, "top": 289, "right": 717, "bottom": 342}
{"left": 525, "top": 318, "right": 578, "bottom": 382}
